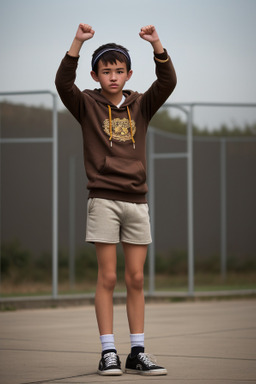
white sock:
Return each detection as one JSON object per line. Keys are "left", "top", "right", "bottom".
{"left": 100, "top": 334, "right": 116, "bottom": 353}
{"left": 130, "top": 333, "right": 145, "bottom": 348}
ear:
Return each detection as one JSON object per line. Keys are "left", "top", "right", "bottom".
{"left": 126, "top": 70, "right": 133, "bottom": 81}
{"left": 90, "top": 71, "right": 99, "bottom": 82}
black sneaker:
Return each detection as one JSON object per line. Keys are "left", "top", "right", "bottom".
{"left": 125, "top": 352, "right": 167, "bottom": 376}
{"left": 97, "top": 351, "right": 122, "bottom": 376}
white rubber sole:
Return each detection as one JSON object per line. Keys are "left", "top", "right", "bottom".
{"left": 97, "top": 368, "right": 123, "bottom": 376}
{"left": 125, "top": 368, "right": 167, "bottom": 376}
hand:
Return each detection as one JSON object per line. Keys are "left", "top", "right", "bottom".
{"left": 139, "top": 25, "right": 159, "bottom": 44}
{"left": 75, "top": 23, "right": 95, "bottom": 42}
{"left": 68, "top": 23, "right": 94, "bottom": 56}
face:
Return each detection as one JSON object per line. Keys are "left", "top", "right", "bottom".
{"left": 91, "top": 60, "right": 133, "bottom": 99}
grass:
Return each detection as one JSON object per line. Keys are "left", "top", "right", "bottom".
{"left": 150, "top": 272, "right": 256, "bottom": 292}
{"left": 1, "top": 272, "right": 256, "bottom": 298}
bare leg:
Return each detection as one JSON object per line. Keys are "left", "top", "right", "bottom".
{"left": 123, "top": 243, "right": 147, "bottom": 334}
{"left": 95, "top": 243, "right": 117, "bottom": 335}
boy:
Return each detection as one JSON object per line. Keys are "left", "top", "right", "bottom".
{"left": 55, "top": 23, "right": 177, "bottom": 376}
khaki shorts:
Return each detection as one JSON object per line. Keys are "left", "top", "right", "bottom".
{"left": 86, "top": 198, "right": 152, "bottom": 245}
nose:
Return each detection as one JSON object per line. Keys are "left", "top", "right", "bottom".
{"left": 110, "top": 72, "right": 117, "bottom": 81}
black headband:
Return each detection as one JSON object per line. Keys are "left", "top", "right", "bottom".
{"left": 91, "top": 48, "right": 131, "bottom": 70}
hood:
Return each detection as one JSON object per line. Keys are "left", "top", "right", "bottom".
{"left": 82, "top": 88, "right": 141, "bottom": 108}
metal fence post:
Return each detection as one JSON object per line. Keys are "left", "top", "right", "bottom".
{"left": 148, "top": 128, "right": 155, "bottom": 295}
{"left": 187, "top": 106, "right": 194, "bottom": 296}
{"left": 220, "top": 138, "right": 227, "bottom": 280}
{"left": 69, "top": 155, "right": 76, "bottom": 289}
{"left": 52, "top": 93, "right": 58, "bottom": 299}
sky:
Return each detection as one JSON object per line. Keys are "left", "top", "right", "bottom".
{"left": 0, "top": 0, "right": 256, "bottom": 129}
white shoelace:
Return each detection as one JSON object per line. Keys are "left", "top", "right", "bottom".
{"left": 104, "top": 352, "right": 118, "bottom": 367}
{"left": 138, "top": 353, "right": 157, "bottom": 367}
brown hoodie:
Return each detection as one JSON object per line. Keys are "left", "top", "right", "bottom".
{"left": 55, "top": 50, "right": 177, "bottom": 203}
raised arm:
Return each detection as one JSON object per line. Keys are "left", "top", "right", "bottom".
{"left": 139, "top": 25, "right": 164, "bottom": 54}
{"left": 55, "top": 23, "right": 95, "bottom": 122}
{"left": 68, "top": 23, "right": 95, "bottom": 57}
{"left": 139, "top": 25, "right": 177, "bottom": 120}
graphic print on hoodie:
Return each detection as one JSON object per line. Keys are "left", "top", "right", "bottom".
{"left": 103, "top": 105, "right": 136, "bottom": 147}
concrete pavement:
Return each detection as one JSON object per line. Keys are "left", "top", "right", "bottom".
{"left": 0, "top": 299, "right": 256, "bottom": 384}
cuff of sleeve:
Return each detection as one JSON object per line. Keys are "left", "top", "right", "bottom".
{"left": 66, "top": 52, "right": 80, "bottom": 61}
{"left": 154, "top": 48, "right": 168, "bottom": 61}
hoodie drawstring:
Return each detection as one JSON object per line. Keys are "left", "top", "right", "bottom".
{"left": 107, "top": 105, "right": 135, "bottom": 149}
{"left": 107, "top": 105, "right": 113, "bottom": 147}
{"left": 127, "top": 106, "right": 136, "bottom": 149}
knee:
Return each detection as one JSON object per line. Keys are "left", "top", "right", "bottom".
{"left": 125, "top": 271, "right": 144, "bottom": 291}
{"left": 99, "top": 271, "right": 117, "bottom": 291}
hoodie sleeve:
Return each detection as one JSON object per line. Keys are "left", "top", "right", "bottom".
{"left": 140, "top": 49, "right": 177, "bottom": 121}
{"left": 55, "top": 53, "right": 86, "bottom": 123}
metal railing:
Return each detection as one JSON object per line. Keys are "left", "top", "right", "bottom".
{"left": 147, "top": 102, "right": 256, "bottom": 296}
{"left": 1, "top": 94, "right": 255, "bottom": 299}
{"left": 0, "top": 91, "right": 59, "bottom": 298}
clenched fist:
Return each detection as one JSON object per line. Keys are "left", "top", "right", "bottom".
{"left": 75, "top": 23, "right": 95, "bottom": 42}
{"left": 139, "top": 25, "right": 159, "bottom": 43}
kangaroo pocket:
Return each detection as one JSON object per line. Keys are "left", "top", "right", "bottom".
{"left": 99, "top": 156, "right": 147, "bottom": 194}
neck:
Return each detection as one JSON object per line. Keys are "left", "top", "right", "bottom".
{"left": 101, "top": 90, "right": 123, "bottom": 106}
